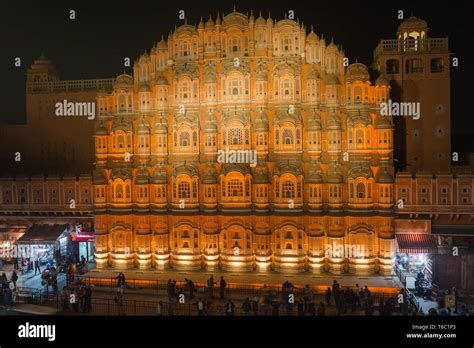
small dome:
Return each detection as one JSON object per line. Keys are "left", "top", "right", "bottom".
{"left": 376, "top": 167, "right": 394, "bottom": 183}
{"left": 375, "top": 76, "right": 390, "bottom": 86}
{"left": 255, "top": 111, "right": 269, "bottom": 131}
{"left": 202, "top": 164, "right": 217, "bottom": 184}
{"left": 157, "top": 38, "right": 167, "bottom": 50}
{"left": 398, "top": 16, "right": 428, "bottom": 31}
{"left": 114, "top": 74, "right": 133, "bottom": 87}
{"left": 255, "top": 13, "right": 266, "bottom": 26}
{"left": 151, "top": 166, "right": 167, "bottom": 184}
{"left": 327, "top": 114, "right": 341, "bottom": 128}
{"left": 135, "top": 167, "right": 149, "bottom": 184}
{"left": 94, "top": 121, "right": 108, "bottom": 136}
{"left": 155, "top": 76, "right": 168, "bottom": 85}
{"left": 112, "top": 115, "right": 133, "bottom": 132}
{"left": 375, "top": 115, "right": 392, "bottom": 129}
{"left": 346, "top": 63, "right": 369, "bottom": 82}
{"left": 327, "top": 42, "right": 338, "bottom": 51}
{"left": 306, "top": 30, "right": 319, "bottom": 43}
{"left": 307, "top": 112, "right": 321, "bottom": 130}
{"left": 92, "top": 170, "right": 106, "bottom": 185}
{"left": 30, "top": 54, "right": 56, "bottom": 70}
{"left": 203, "top": 113, "right": 217, "bottom": 133}
{"left": 154, "top": 118, "right": 168, "bottom": 134}
{"left": 327, "top": 167, "right": 343, "bottom": 183}
{"left": 306, "top": 68, "right": 320, "bottom": 80}
{"left": 139, "top": 84, "right": 151, "bottom": 92}
{"left": 306, "top": 164, "right": 323, "bottom": 183}
{"left": 326, "top": 74, "right": 340, "bottom": 85}
{"left": 137, "top": 117, "right": 151, "bottom": 134}
{"left": 205, "top": 16, "right": 215, "bottom": 30}
{"left": 252, "top": 164, "right": 269, "bottom": 184}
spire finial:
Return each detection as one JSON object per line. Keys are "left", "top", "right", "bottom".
{"left": 233, "top": 4, "right": 236, "bottom": 12}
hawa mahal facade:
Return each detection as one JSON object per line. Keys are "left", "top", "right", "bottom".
{"left": 1, "top": 11, "right": 473, "bottom": 286}
{"left": 92, "top": 11, "right": 395, "bottom": 274}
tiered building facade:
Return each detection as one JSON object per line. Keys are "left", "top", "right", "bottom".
{"left": 0, "top": 11, "right": 472, "bottom": 286}
{"left": 92, "top": 11, "right": 396, "bottom": 274}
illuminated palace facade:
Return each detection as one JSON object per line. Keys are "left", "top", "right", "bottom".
{"left": 92, "top": 11, "right": 397, "bottom": 274}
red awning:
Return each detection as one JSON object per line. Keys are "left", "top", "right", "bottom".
{"left": 396, "top": 233, "right": 438, "bottom": 254}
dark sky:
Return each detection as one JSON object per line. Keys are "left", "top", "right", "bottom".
{"left": 1, "top": 0, "right": 473, "bottom": 150}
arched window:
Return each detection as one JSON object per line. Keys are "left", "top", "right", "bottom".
{"left": 181, "top": 41, "right": 190, "bottom": 57}
{"left": 117, "top": 134, "right": 125, "bottom": 149}
{"left": 280, "top": 77, "right": 293, "bottom": 98}
{"left": 357, "top": 183, "right": 366, "bottom": 199}
{"left": 228, "top": 74, "right": 243, "bottom": 98}
{"left": 280, "top": 35, "right": 293, "bottom": 51}
{"left": 228, "top": 128, "right": 243, "bottom": 145}
{"left": 282, "top": 180, "right": 295, "bottom": 199}
{"left": 227, "top": 179, "right": 243, "bottom": 197}
{"left": 178, "top": 80, "right": 191, "bottom": 100}
{"left": 230, "top": 37, "right": 240, "bottom": 53}
{"left": 178, "top": 181, "right": 190, "bottom": 198}
{"left": 180, "top": 132, "right": 190, "bottom": 146}
{"left": 116, "top": 184, "right": 123, "bottom": 199}
{"left": 283, "top": 129, "right": 294, "bottom": 144}
{"left": 356, "top": 129, "right": 364, "bottom": 147}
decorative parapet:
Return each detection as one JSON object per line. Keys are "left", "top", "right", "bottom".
{"left": 27, "top": 78, "right": 115, "bottom": 94}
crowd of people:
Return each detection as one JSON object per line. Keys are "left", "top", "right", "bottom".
{"left": 60, "top": 283, "right": 93, "bottom": 313}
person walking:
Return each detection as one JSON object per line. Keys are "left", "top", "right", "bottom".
{"left": 325, "top": 287, "right": 332, "bottom": 306}
{"left": 115, "top": 290, "right": 125, "bottom": 315}
{"left": 195, "top": 298, "right": 206, "bottom": 316}
{"left": 207, "top": 276, "right": 214, "bottom": 298}
{"left": 297, "top": 298, "right": 305, "bottom": 316}
{"left": 271, "top": 299, "right": 280, "bottom": 316}
{"left": 185, "top": 278, "right": 195, "bottom": 300}
{"left": 219, "top": 276, "right": 226, "bottom": 299}
{"left": 115, "top": 272, "right": 126, "bottom": 292}
{"left": 10, "top": 270, "right": 18, "bottom": 291}
{"left": 242, "top": 298, "right": 251, "bottom": 316}
{"left": 156, "top": 300, "right": 163, "bottom": 316}
{"left": 34, "top": 255, "right": 41, "bottom": 275}
{"left": 251, "top": 296, "right": 259, "bottom": 316}
{"left": 225, "top": 299, "right": 235, "bottom": 316}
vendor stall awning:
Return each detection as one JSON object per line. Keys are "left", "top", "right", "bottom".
{"left": 16, "top": 224, "right": 69, "bottom": 244}
{"left": 396, "top": 233, "right": 438, "bottom": 254}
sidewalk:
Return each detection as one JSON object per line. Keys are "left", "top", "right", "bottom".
{"left": 82, "top": 268, "right": 403, "bottom": 293}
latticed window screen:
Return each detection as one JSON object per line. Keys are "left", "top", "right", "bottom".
{"left": 178, "top": 181, "right": 190, "bottom": 198}
{"left": 283, "top": 129, "right": 293, "bottom": 145}
{"left": 282, "top": 180, "right": 295, "bottom": 199}
{"left": 357, "top": 182, "right": 366, "bottom": 199}
{"left": 228, "top": 179, "right": 243, "bottom": 197}
{"left": 228, "top": 128, "right": 243, "bottom": 145}
{"left": 180, "top": 132, "right": 190, "bottom": 146}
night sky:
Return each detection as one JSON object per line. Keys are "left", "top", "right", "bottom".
{"left": 1, "top": 0, "right": 473, "bottom": 151}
